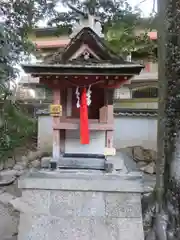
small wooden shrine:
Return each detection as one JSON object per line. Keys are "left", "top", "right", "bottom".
{"left": 22, "top": 23, "right": 143, "bottom": 170}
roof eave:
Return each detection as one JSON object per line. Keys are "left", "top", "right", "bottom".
{"left": 22, "top": 63, "right": 143, "bottom": 69}
{"left": 22, "top": 63, "right": 143, "bottom": 76}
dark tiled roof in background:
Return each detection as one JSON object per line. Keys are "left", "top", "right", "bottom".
{"left": 36, "top": 107, "right": 157, "bottom": 117}
{"left": 114, "top": 108, "right": 157, "bottom": 117}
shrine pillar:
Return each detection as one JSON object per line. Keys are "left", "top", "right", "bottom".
{"left": 105, "top": 89, "right": 114, "bottom": 149}
{"left": 51, "top": 88, "right": 61, "bottom": 169}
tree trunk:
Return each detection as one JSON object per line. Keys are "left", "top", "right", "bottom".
{"left": 154, "top": 0, "right": 180, "bottom": 239}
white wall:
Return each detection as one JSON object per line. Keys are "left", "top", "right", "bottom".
{"left": 65, "top": 130, "right": 105, "bottom": 155}
{"left": 38, "top": 116, "right": 53, "bottom": 151}
{"left": 37, "top": 117, "right": 105, "bottom": 154}
{"left": 114, "top": 116, "right": 157, "bottom": 150}
{"left": 37, "top": 115, "right": 158, "bottom": 151}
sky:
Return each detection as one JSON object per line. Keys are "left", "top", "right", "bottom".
{"left": 129, "top": 0, "right": 157, "bottom": 17}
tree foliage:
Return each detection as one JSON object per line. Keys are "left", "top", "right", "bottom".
{"left": 47, "top": 0, "right": 157, "bottom": 56}
{"left": 49, "top": 0, "right": 135, "bottom": 24}
{"left": 105, "top": 18, "right": 155, "bottom": 55}
{"left": 0, "top": 0, "right": 57, "bottom": 87}
{"left": 0, "top": 0, "right": 51, "bottom": 159}
{"left": 141, "top": 1, "right": 180, "bottom": 239}
{"left": 0, "top": 101, "right": 37, "bottom": 161}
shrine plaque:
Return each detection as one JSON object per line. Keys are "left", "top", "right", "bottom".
{"left": 104, "top": 147, "right": 116, "bottom": 156}
{"left": 50, "top": 104, "right": 62, "bottom": 117}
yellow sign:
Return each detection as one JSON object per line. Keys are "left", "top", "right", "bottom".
{"left": 104, "top": 147, "right": 116, "bottom": 156}
{"left": 50, "top": 104, "right": 62, "bottom": 116}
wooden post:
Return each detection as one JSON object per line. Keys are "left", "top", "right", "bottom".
{"left": 66, "top": 88, "right": 72, "bottom": 117}
{"left": 60, "top": 89, "right": 67, "bottom": 154}
{"left": 105, "top": 89, "right": 114, "bottom": 149}
{"left": 51, "top": 88, "right": 61, "bottom": 169}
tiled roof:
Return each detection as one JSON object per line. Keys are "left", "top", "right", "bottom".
{"left": 44, "top": 27, "right": 126, "bottom": 65}
{"left": 114, "top": 109, "right": 157, "bottom": 117}
{"left": 22, "top": 27, "right": 143, "bottom": 76}
{"left": 36, "top": 107, "right": 157, "bottom": 117}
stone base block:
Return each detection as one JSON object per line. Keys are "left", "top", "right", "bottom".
{"left": 15, "top": 170, "right": 144, "bottom": 240}
{"left": 18, "top": 215, "right": 143, "bottom": 240}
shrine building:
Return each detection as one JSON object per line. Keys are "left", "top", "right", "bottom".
{"left": 15, "top": 11, "right": 145, "bottom": 240}
{"left": 22, "top": 23, "right": 143, "bottom": 169}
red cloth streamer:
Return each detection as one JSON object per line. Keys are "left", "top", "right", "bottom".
{"left": 80, "top": 87, "right": 90, "bottom": 144}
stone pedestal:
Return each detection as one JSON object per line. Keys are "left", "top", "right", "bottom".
{"left": 14, "top": 170, "right": 144, "bottom": 240}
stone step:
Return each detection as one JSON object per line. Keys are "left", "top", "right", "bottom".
{"left": 58, "top": 157, "right": 105, "bottom": 170}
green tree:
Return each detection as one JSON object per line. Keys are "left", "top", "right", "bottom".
{"left": 0, "top": 0, "right": 57, "bottom": 90}
{"left": 141, "top": 0, "right": 180, "bottom": 239}
{"left": 155, "top": 0, "right": 180, "bottom": 239}
{"left": 0, "top": 0, "right": 55, "bottom": 160}
{"left": 105, "top": 17, "right": 156, "bottom": 56}
{"left": 47, "top": 0, "right": 156, "bottom": 57}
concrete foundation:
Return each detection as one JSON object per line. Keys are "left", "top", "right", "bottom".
{"left": 14, "top": 170, "right": 144, "bottom": 240}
